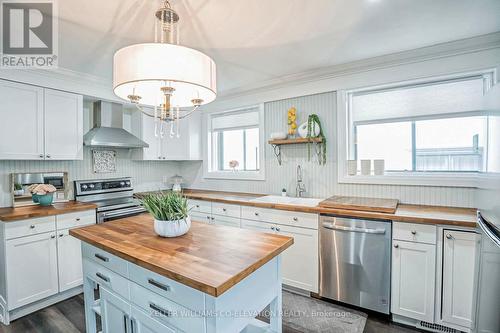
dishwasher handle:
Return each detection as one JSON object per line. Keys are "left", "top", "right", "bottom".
{"left": 322, "top": 222, "right": 386, "bottom": 234}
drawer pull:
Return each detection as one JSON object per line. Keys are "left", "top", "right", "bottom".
{"left": 271, "top": 226, "right": 275, "bottom": 231}
{"left": 394, "top": 244, "right": 399, "bottom": 248}
{"left": 222, "top": 208, "right": 227, "bottom": 212}
{"left": 276, "top": 227, "right": 281, "bottom": 232}
{"left": 30, "top": 225, "right": 35, "bottom": 229}
{"left": 446, "top": 234, "right": 453, "bottom": 240}
{"left": 293, "top": 217, "right": 298, "bottom": 221}
{"left": 149, "top": 303, "right": 171, "bottom": 317}
{"left": 94, "top": 253, "right": 109, "bottom": 262}
{"left": 411, "top": 230, "right": 417, "bottom": 235}
{"left": 196, "top": 205, "right": 200, "bottom": 208}
{"left": 254, "top": 212, "right": 259, "bottom": 216}
{"left": 76, "top": 218, "right": 81, "bottom": 221}
{"left": 95, "top": 272, "right": 110, "bottom": 282}
{"left": 59, "top": 233, "right": 64, "bottom": 238}
{"left": 50, "top": 234, "right": 56, "bottom": 239}
{"left": 148, "top": 278, "right": 171, "bottom": 292}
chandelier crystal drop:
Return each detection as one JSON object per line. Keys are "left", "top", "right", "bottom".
{"left": 113, "top": 0, "right": 217, "bottom": 138}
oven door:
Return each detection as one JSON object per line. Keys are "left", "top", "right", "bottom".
{"left": 97, "top": 206, "right": 146, "bottom": 223}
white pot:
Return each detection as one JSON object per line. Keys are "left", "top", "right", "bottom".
{"left": 360, "top": 160, "right": 371, "bottom": 175}
{"left": 154, "top": 216, "right": 191, "bottom": 238}
{"left": 298, "top": 121, "right": 320, "bottom": 138}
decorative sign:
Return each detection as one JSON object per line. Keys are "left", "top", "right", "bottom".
{"left": 92, "top": 150, "right": 117, "bottom": 173}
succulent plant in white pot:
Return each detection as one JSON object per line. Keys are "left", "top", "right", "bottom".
{"left": 140, "top": 192, "right": 191, "bottom": 238}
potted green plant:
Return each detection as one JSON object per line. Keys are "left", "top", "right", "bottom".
{"left": 140, "top": 192, "right": 191, "bottom": 238}
{"left": 306, "top": 114, "right": 326, "bottom": 165}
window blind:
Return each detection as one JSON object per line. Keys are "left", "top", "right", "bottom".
{"left": 211, "top": 106, "right": 260, "bottom": 131}
{"left": 351, "top": 77, "right": 485, "bottom": 124}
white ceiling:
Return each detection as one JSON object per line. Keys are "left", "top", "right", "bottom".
{"left": 57, "top": 0, "right": 500, "bottom": 94}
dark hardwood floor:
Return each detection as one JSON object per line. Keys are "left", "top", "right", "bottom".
{"left": 0, "top": 294, "right": 424, "bottom": 333}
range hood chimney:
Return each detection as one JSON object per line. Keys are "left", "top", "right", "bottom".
{"left": 83, "top": 101, "right": 148, "bottom": 148}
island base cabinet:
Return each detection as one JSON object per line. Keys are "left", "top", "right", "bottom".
{"left": 391, "top": 240, "right": 436, "bottom": 322}
{"left": 6, "top": 232, "right": 59, "bottom": 310}
{"left": 100, "top": 287, "right": 130, "bottom": 333}
{"left": 440, "top": 230, "right": 478, "bottom": 330}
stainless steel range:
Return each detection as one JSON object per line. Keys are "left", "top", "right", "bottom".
{"left": 74, "top": 177, "right": 145, "bottom": 223}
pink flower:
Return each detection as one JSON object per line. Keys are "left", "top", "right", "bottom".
{"left": 229, "top": 160, "right": 239, "bottom": 169}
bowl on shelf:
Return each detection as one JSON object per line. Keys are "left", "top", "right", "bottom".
{"left": 270, "top": 132, "right": 287, "bottom": 140}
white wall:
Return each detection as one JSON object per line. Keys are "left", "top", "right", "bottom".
{"left": 180, "top": 34, "right": 500, "bottom": 208}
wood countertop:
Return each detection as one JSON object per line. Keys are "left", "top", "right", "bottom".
{"left": 0, "top": 201, "right": 97, "bottom": 222}
{"left": 136, "top": 189, "right": 477, "bottom": 227}
{"left": 70, "top": 213, "right": 293, "bottom": 297}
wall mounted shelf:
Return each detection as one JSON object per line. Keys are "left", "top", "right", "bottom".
{"left": 268, "top": 137, "right": 323, "bottom": 165}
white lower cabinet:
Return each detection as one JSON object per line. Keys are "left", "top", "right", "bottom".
{"left": 131, "top": 303, "right": 175, "bottom": 333}
{"left": 6, "top": 232, "right": 59, "bottom": 310}
{"left": 440, "top": 230, "right": 478, "bottom": 330}
{"left": 391, "top": 240, "right": 435, "bottom": 322}
{"left": 100, "top": 287, "right": 131, "bottom": 333}
{"left": 57, "top": 228, "right": 84, "bottom": 292}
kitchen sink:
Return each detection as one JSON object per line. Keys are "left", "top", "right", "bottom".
{"left": 250, "top": 195, "right": 323, "bottom": 207}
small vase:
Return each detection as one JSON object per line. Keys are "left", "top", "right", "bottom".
{"left": 154, "top": 216, "right": 191, "bottom": 238}
{"left": 38, "top": 193, "right": 54, "bottom": 206}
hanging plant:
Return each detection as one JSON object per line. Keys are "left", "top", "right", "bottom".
{"left": 307, "top": 114, "right": 327, "bottom": 165}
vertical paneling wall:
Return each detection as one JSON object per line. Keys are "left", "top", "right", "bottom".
{"left": 0, "top": 148, "right": 179, "bottom": 207}
{"left": 182, "top": 91, "right": 477, "bottom": 207}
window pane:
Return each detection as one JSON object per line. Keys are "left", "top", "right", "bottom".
{"left": 415, "top": 116, "right": 487, "bottom": 172}
{"left": 221, "top": 129, "right": 244, "bottom": 171}
{"left": 357, "top": 122, "right": 412, "bottom": 171}
{"left": 245, "top": 128, "right": 260, "bottom": 171}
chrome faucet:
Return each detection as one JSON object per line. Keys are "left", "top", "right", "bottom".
{"left": 296, "top": 165, "right": 306, "bottom": 197}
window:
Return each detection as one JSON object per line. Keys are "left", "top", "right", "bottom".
{"left": 205, "top": 105, "right": 265, "bottom": 180}
{"left": 339, "top": 72, "right": 496, "bottom": 186}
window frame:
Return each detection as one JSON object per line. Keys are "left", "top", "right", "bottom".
{"left": 203, "top": 104, "right": 265, "bottom": 180}
{"left": 337, "top": 70, "right": 496, "bottom": 187}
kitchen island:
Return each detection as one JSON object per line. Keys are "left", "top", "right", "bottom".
{"left": 70, "top": 213, "right": 293, "bottom": 333}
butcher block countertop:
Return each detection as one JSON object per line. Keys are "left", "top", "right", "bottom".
{"left": 136, "top": 189, "right": 477, "bottom": 227}
{"left": 70, "top": 213, "right": 293, "bottom": 297}
{"left": 0, "top": 201, "right": 97, "bottom": 222}
{"left": 319, "top": 195, "right": 399, "bottom": 213}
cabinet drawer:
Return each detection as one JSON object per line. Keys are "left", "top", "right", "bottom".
{"left": 241, "top": 206, "right": 318, "bottom": 230}
{"left": 4, "top": 216, "right": 56, "bottom": 240}
{"left": 393, "top": 222, "right": 436, "bottom": 244}
{"left": 128, "top": 263, "right": 204, "bottom": 312}
{"left": 83, "top": 258, "right": 129, "bottom": 300}
{"left": 57, "top": 210, "right": 96, "bottom": 229}
{"left": 82, "top": 243, "right": 128, "bottom": 277}
{"left": 130, "top": 282, "right": 204, "bottom": 333}
{"left": 188, "top": 199, "right": 211, "bottom": 214}
{"left": 212, "top": 215, "right": 240, "bottom": 228}
{"left": 191, "top": 212, "right": 211, "bottom": 224}
{"left": 211, "top": 202, "right": 241, "bottom": 218}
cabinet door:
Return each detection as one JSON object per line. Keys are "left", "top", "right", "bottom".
{"left": 276, "top": 224, "right": 318, "bottom": 292}
{"left": 163, "top": 119, "right": 188, "bottom": 160}
{"left": 131, "top": 304, "right": 175, "bottom": 333}
{"left": 6, "top": 232, "right": 58, "bottom": 310}
{"left": 0, "top": 80, "right": 44, "bottom": 159}
{"left": 57, "top": 229, "right": 84, "bottom": 292}
{"left": 391, "top": 240, "right": 436, "bottom": 322}
{"left": 441, "top": 230, "right": 477, "bottom": 329}
{"left": 141, "top": 113, "right": 162, "bottom": 161}
{"left": 241, "top": 219, "right": 275, "bottom": 233}
{"left": 44, "top": 88, "right": 83, "bottom": 160}
{"left": 100, "top": 287, "right": 131, "bottom": 333}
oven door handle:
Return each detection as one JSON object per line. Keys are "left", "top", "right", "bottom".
{"left": 322, "top": 222, "right": 386, "bottom": 234}
{"left": 100, "top": 207, "right": 146, "bottom": 219}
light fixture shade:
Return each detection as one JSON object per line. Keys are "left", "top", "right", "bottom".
{"left": 113, "top": 43, "right": 216, "bottom": 107}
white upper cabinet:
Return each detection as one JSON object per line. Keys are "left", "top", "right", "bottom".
{"left": 0, "top": 80, "right": 83, "bottom": 160}
{"left": 44, "top": 89, "right": 83, "bottom": 160}
{"left": 0, "top": 80, "right": 44, "bottom": 159}
{"left": 132, "top": 110, "right": 201, "bottom": 161}
{"left": 441, "top": 230, "right": 478, "bottom": 330}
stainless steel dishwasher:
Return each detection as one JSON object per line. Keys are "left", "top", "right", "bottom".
{"left": 319, "top": 214, "right": 392, "bottom": 314}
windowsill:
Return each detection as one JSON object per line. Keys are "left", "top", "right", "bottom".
{"left": 338, "top": 172, "right": 480, "bottom": 187}
{"left": 203, "top": 170, "right": 265, "bottom": 181}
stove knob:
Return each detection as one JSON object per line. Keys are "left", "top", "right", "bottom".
{"left": 81, "top": 184, "right": 88, "bottom": 190}
{"left": 125, "top": 181, "right": 131, "bottom": 186}
{"left": 120, "top": 182, "right": 125, "bottom": 187}
{"left": 89, "top": 184, "right": 95, "bottom": 189}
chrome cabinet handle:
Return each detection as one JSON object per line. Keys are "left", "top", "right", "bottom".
{"left": 46, "top": 154, "right": 51, "bottom": 158}
{"left": 276, "top": 227, "right": 281, "bottom": 232}
{"left": 94, "top": 253, "right": 109, "bottom": 262}
{"left": 149, "top": 303, "right": 171, "bottom": 317}
{"left": 30, "top": 225, "right": 35, "bottom": 229}
{"left": 254, "top": 212, "right": 259, "bottom": 216}
{"left": 293, "top": 217, "right": 298, "bottom": 221}
{"left": 39, "top": 154, "right": 44, "bottom": 158}
{"left": 76, "top": 218, "right": 80, "bottom": 221}
{"left": 446, "top": 234, "right": 453, "bottom": 240}
{"left": 59, "top": 233, "right": 64, "bottom": 238}
{"left": 50, "top": 234, "right": 56, "bottom": 239}
{"left": 95, "top": 272, "right": 110, "bottom": 282}
{"left": 411, "top": 230, "right": 417, "bottom": 235}
{"left": 271, "top": 226, "right": 275, "bottom": 231}
{"left": 322, "top": 222, "right": 386, "bottom": 235}
{"left": 394, "top": 244, "right": 399, "bottom": 248}
{"left": 130, "top": 317, "right": 135, "bottom": 333}
{"left": 222, "top": 208, "right": 227, "bottom": 212}
{"left": 148, "top": 278, "right": 171, "bottom": 292}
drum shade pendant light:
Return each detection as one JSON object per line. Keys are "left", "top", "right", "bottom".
{"left": 113, "top": 0, "right": 216, "bottom": 138}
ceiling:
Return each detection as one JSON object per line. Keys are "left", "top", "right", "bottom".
{"left": 57, "top": 0, "right": 500, "bottom": 94}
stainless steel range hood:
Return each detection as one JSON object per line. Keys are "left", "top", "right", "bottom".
{"left": 83, "top": 101, "right": 148, "bottom": 148}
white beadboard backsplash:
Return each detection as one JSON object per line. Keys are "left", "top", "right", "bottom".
{"left": 181, "top": 91, "right": 477, "bottom": 208}
{"left": 0, "top": 148, "right": 179, "bottom": 207}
